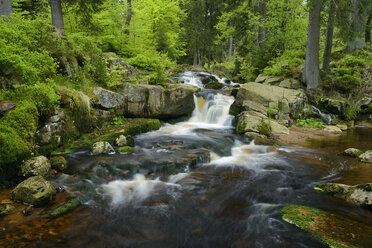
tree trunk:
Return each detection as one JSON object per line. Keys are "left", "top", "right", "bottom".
{"left": 346, "top": 0, "right": 367, "bottom": 52}
{"left": 322, "top": 0, "right": 336, "bottom": 72}
{"left": 366, "top": 8, "right": 372, "bottom": 43}
{"left": 50, "top": 0, "right": 65, "bottom": 36}
{"left": 303, "top": 0, "right": 322, "bottom": 89}
{"left": 0, "top": 0, "right": 13, "bottom": 16}
{"left": 125, "top": 0, "right": 132, "bottom": 34}
{"left": 228, "top": 36, "right": 233, "bottom": 62}
{"left": 193, "top": 28, "right": 198, "bottom": 66}
{"left": 257, "top": 1, "right": 266, "bottom": 50}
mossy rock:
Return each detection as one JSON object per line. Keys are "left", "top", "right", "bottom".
{"left": 281, "top": 205, "right": 372, "bottom": 248}
{"left": 0, "top": 204, "right": 16, "bottom": 216}
{"left": 12, "top": 176, "right": 56, "bottom": 207}
{"left": 204, "top": 81, "right": 224, "bottom": 90}
{"left": 50, "top": 156, "right": 67, "bottom": 172}
{"left": 21, "top": 156, "right": 51, "bottom": 178}
{"left": 118, "top": 146, "right": 133, "bottom": 154}
{"left": 48, "top": 197, "right": 81, "bottom": 218}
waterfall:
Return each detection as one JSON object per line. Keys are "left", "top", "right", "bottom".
{"left": 310, "top": 105, "right": 332, "bottom": 125}
{"left": 173, "top": 71, "right": 239, "bottom": 88}
{"left": 189, "top": 93, "right": 235, "bottom": 126}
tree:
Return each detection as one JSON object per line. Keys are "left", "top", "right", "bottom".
{"left": 0, "top": 0, "right": 13, "bottom": 16}
{"left": 50, "top": 0, "right": 64, "bottom": 36}
{"left": 303, "top": 0, "right": 323, "bottom": 89}
{"left": 323, "top": 0, "right": 336, "bottom": 72}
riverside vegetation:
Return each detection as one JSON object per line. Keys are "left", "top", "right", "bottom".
{"left": 0, "top": 0, "right": 372, "bottom": 247}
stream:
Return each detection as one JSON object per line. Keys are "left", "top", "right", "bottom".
{"left": 1, "top": 72, "right": 372, "bottom": 248}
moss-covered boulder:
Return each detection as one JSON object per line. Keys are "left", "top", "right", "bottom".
{"left": 12, "top": 176, "right": 56, "bottom": 206}
{"left": 359, "top": 151, "right": 372, "bottom": 163}
{"left": 0, "top": 203, "right": 16, "bottom": 216}
{"left": 281, "top": 205, "right": 372, "bottom": 248}
{"left": 117, "top": 146, "right": 133, "bottom": 154}
{"left": 315, "top": 183, "right": 372, "bottom": 207}
{"left": 343, "top": 148, "right": 363, "bottom": 158}
{"left": 48, "top": 197, "right": 81, "bottom": 218}
{"left": 115, "top": 135, "right": 127, "bottom": 147}
{"left": 21, "top": 156, "right": 51, "bottom": 178}
{"left": 50, "top": 156, "right": 67, "bottom": 172}
{"left": 204, "top": 81, "right": 224, "bottom": 90}
{"left": 324, "top": 125, "right": 343, "bottom": 134}
{"left": 92, "top": 87, "right": 125, "bottom": 110}
{"left": 91, "top": 141, "right": 115, "bottom": 155}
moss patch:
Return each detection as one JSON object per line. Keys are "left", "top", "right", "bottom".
{"left": 281, "top": 205, "right": 372, "bottom": 248}
{"left": 118, "top": 146, "right": 133, "bottom": 154}
{"left": 48, "top": 197, "right": 81, "bottom": 218}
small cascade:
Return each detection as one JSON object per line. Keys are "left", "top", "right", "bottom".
{"left": 310, "top": 105, "right": 332, "bottom": 125}
{"left": 189, "top": 92, "right": 235, "bottom": 126}
{"left": 173, "top": 71, "right": 239, "bottom": 88}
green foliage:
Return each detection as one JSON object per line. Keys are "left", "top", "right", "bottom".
{"left": 264, "top": 50, "right": 305, "bottom": 77}
{"left": 345, "top": 105, "right": 357, "bottom": 121}
{"left": 0, "top": 14, "right": 57, "bottom": 87}
{"left": 296, "top": 119, "right": 324, "bottom": 129}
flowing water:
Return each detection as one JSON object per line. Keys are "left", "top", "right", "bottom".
{"left": 1, "top": 73, "right": 372, "bottom": 248}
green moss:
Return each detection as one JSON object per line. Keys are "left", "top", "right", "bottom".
{"left": 0, "top": 204, "right": 16, "bottom": 216}
{"left": 48, "top": 197, "right": 81, "bottom": 218}
{"left": 118, "top": 146, "right": 133, "bottom": 154}
{"left": 314, "top": 183, "right": 347, "bottom": 200}
{"left": 50, "top": 156, "right": 67, "bottom": 171}
{"left": 296, "top": 119, "right": 324, "bottom": 129}
{"left": 257, "top": 120, "right": 271, "bottom": 136}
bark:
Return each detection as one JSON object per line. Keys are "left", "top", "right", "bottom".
{"left": 228, "top": 36, "right": 233, "bottom": 62}
{"left": 193, "top": 28, "right": 198, "bottom": 66}
{"left": 257, "top": 1, "right": 267, "bottom": 50}
{"left": 366, "top": 8, "right": 372, "bottom": 43}
{"left": 346, "top": 0, "right": 366, "bottom": 52}
{"left": 0, "top": 0, "right": 13, "bottom": 16}
{"left": 322, "top": 0, "right": 336, "bottom": 72}
{"left": 50, "top": 0, "right": 65, "bottom": 37}
{"left": 303, "top": 0, "right": 322, "bottom": 89}
{"left": 125, "top": 0, "right": 132, "bottom": 34}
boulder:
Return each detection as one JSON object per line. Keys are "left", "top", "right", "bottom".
{"left": 115, "top": 135, "right": 127, "bottom": 147}
{"left": 102, "top": 53, "right": 138, "bottom": 78}
{"left": 278, "top": 78, "right": 302, "bottom": 89}
{"left": 233, "top": 82, "right": 307, "bottom": 120}
{"left": 315, "top": 183, "right": 372, "bottom": 207}
{"left": 0, "top": 101, "right": 16, "bottom": 117}
{"left": 344, "top": 148, "right": 363, "bottom": 157}
{"left": 324, "top": 125, "right": 342, "bottom": 134}
{"left": 50, "top": 156, "right": 67, "bottom": 171}
{"left": 21, "top": 156, "right": 51, "bottom": 178}
{"left": 0, "top": 203, "right": 16, "bottom": 216}
{"left": 336, "top": 124, "right": 348, "bottom": 131}
{"left": 281, "top": 205, "right": 372, "bottom": 248}
{"left": 120, "top": 83, "right": 198, "bottom": 119}
{"left": 92, "top": 141, "right": 115, "bottom": 155}
{"left": 117, "top": 146, "right": 133, "bottom": 154}
{"left": 359, "top": 151, "right": 372, "bottom": 163}
{"left": 236, "top": 111, "right": 267, "bottom": 135}
{"left": 269, "top": 120, "right": 290, "bottom": 135}
{"left": 92, "top": 87, "right": 125, "bottom": 109}
{"left": 11, "top": 176, "right": 56, "bottom": 206}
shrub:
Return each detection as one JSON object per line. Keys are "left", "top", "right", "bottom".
{"left": 264, "top": 49, "right": 305, "bottom": 77}
{"left": 296, "top": 119, "right": 324, "bottom": 129}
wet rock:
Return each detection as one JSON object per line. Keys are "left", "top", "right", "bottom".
{"left": 336, "top": 124, "right": 348, "bottom": 131}
{"left": 92, "top": 142, "right": 115, "bottom": 155}
{"left": 0, "top": 203, "right": 16, "bottom": 216}
{"left": 324, "top": 125, "right": 342, "bottom": 134}
{"left": 120, "top": 83, "right": 198, "bottom": 119}
{"left": 204, "top": 81, "right": 224, "bottom": 90}
{"left": 92, "top": 87, "right": 125, "bottom": 110}
{"left": 12, "top": 176, "right": 56, "bottom": 206}
{"left": 315, "top": 183, "right": 372, "bottom": 207}
{"left": 0, "top": 101, "right": 16, "bottom": 117}
{"left": 50, "top": 156, "right": 67, "bottom": 171}
{"left": 281, "top": 205, "right": 372, "bottom": 248}
{"left": 48, "top": 197, "right": 81, "bottom": 218}
{"left": 344, "top": 148, "right": 363, "bottom": 157}
{"left": 21, "top": 156, "right": 51, "bottom": 178}
{"left": 117, "top": 146, "right": 133, "bottom": 154}
{"left": 359, "top": 151, "right": 372, "bottom": 163}
{"left": 115, "top": 135, "right": 127, "bottom": 147}
{"left": 23, "top": 205, "right": 34, "bottom": 216}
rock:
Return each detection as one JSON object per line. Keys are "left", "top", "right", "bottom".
{"left": 264, "top": 76, "right": 283, "bottom": 85}
{"left": 255, "top": 74, "right": 269, "bottom": 84}
{"left": 236, "top": 111, "right": 268, "bottom": 135}
{"left": 233, "top": 83, "right": 307, "bottom": 120}
{"left": 48, "top": 197, "right": 81, "bottom": 218}
{"left": 117, "top": 146, "right": 133, "bottom": 154}
{"left": 21, "top": 156, "right": 51, "bottom": 178}
{"left": 0, "top": 203, "right": 16, "bottom": 216}
{"left": 315, "top": 183, "right": 372, "bottom": 207}
{"left": 281, "top": 205, "right": 372, "bottom": 248}
{"left": 92, "top": 87, "right": 125, "bottom": 109}
{"left": 359, "top": 151, "right": 372, "bottom": 163}
{"left": 278, "top": 78, "right": 302, "bottom": 89}
{"left": 120, "top": 83, "right": 198, "bottom": 119}
{"left": 102, "top": 53, "right": 138, "bottom": 78}
{"left": 204, "top": 81, "right": 224, "bottom": 90}
{"left": 23, "top": 205, "right": 34, "bottom": 216}
{"left": 12, "top": 176, "right": 56, "bottom": 206}
{"left": 0, "top": 101, "right": 16, "bottom": 117}
{"left": 94, "top": 109, "right": 115, "bottom": 127}
{"left": 115, "top": 135, "right": 128, "bottom": 147}
{"left": 92, "top": 141, "right": 115, "bottom": 155}
{"left": 50, "top": 156, "right": 67, "bottom": 171}
{"left": 336, "top": 124, "right": 348, "bottom": 131}
{"left": 324, "top": 125, "right": 342, "bottom": 134}
{"left": 269, "top": 120, "right": 290, "bottom": 135}
{"left": 344, "top": 148, "right": 363, "bottom": 157}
